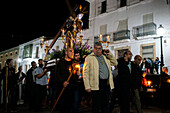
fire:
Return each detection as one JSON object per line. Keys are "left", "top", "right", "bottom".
{"left": 47, "top": 74, "right": 51, "bottom": 89}
{"left": 167, "top": 79, "right": 170, "bottom": 83}
{"left": 142, "top": 72, "right": 146, "bottom": 77}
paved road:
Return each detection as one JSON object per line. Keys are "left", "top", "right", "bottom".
{"left": 1, "top": 104, "right": 170, "bottom": 113}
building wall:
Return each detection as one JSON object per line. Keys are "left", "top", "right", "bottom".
{"left": 85, "top": 0, "right": 170, "bottom": 74}
{"left": 18, "top": 37, "right": 49, "bottom": 73}
{"left": 0, "top": 46, "right": 19, "bottom": 72}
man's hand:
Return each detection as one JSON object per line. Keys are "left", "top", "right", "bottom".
{"left": 43, "top": 68, "right": 48, "bottom": 73}
{"left": 63, "top": 81, "right": 69, "bottom": 88}
{"left": 103, "top": 49, "right": 110, "bottom": 55}
{"left": 86, "top": 88, "right": 91, "bottom": 92}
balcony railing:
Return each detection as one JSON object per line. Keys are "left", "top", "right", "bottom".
{"left": 94, "top": 34, "right": 109, "bottom": 43}
{"left": 133, "top": 23, "right": 157, "bottom": 38}
{"left": 113, "top": 30, "right": 130, "bottom": 41}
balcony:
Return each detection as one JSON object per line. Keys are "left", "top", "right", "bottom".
{"left": 133, "top": 23, "right": 157, "bottom": 39}
{"left": 113, "top": 30, "right": 130, "bottom": 41}
{"left": 94, "top": 34, "right": 109, "bottom": 43}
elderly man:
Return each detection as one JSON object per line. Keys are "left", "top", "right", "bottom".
{"left": 83, "top": 42, "right": 117, "bottom": 113}
{"left": 131, "top": 55, "right": 143, "bottom": 113}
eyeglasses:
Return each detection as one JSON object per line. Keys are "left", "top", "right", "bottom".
{"left": 95, "top": 47, "right": 102, "bottom": 50}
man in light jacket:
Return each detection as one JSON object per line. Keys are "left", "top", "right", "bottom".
{"left": 83, "top": 42, "right": 117, "bottom": 113}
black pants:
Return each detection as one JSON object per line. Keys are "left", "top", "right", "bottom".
{"left": 35, "top": 84, "right": 47, "bottom": 111}
{"left": 58, "top": 86, "right": 75, "bottom": 113}
{"left": 91, "top": 79, "right": 110, "bottom": 113}
{"left": 3, "top": 84, "right": 17, "bottom": 111}
{"left": 117, "top": 85, "right": 131, "bottom": 113}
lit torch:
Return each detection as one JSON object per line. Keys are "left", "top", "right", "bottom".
{"left": 75, "top": 64, "right": 80, "bottom": 76}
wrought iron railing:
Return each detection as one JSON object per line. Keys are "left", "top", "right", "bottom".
{"left": 133, "top": 23, "right": 157, "bottom": 38}
{"left": 113, "top": 30, "right": 130, "bottom": 41}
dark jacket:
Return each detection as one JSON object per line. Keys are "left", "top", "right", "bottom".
{"left": 0, "top": 66, "right": 17, "bottom": 87}
{"left": 16, "top": 72, "right": 26, "bottom": 85}
{"left": 56, "top": 58, "right": 77, "bottom": 91}
{"left": 131, "top": 62, "right": 143, "bottom": 89}
{"left": 117, "top": 57, "right": 132, "bottom": 87}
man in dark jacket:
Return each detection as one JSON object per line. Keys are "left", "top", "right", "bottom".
{"left": 55, "top": 47, "right": 76, "bottom": 113}
{"left": 131, "top": 55, "right": 143, "bottom": 113}
{"left": 25, "top": 61, "right": 37, "bottom": 110}
{"left": 117, "top": 50, "right": 132, "bottom": 113}
{"left": 0, "top": 59, "right": 17, "bottom": 112}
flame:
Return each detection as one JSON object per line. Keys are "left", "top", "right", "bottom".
{"left": 47, "top": 74, "right": 51, "bottom": 89}
{"left": 147, "top": 80, "right": 152, "bottom": 86}
{"left": 142, "top": 72, "right": 146, "bottom": 77}
{"left": 75, "top": 64, "right": 80, "bottom": 69}
{"left": 167, "top": 79, "right": 170, "bottom": 83}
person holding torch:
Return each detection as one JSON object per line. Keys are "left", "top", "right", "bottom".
{"left": 55, "top": 47, "right": 76, "bottom": 113}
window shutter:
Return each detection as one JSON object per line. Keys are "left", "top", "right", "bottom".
{"left": 117, "top": 19, "right": 128, "bottom": 31}
{"left": 100, "top": 24, "right": 107, "bottom": 35}
{"left": 143, "top": 13, "right": 153, "bottom": 24}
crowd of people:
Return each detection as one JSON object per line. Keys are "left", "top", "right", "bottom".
{"left": 0, "top": 42, "right": 164, "bottom": 113}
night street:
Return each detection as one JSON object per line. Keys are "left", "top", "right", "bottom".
{"left": 1, "top": 103, "right": 170, "bottom": 113}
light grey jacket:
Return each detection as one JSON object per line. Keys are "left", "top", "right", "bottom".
{"left": 83, "top": 52, "right": 117, "bottom": 90}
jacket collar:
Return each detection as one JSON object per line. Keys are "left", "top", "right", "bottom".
{"left": 89, "top": 52, "right": 105, "bottom": 57}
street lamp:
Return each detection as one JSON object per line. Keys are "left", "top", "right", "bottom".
{"left": 157, "top": 24, "right": 165, "bottom": 75}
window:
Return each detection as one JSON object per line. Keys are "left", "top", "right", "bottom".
{"left": 117, "top": 19, "right": 128, "bottom": 31}
{"left": 36, "top": 46, "right": 39, "bottom": 58}
{"left": 97, "top": 0, "right": 106, "bottom": 15}
{"left": 140, "top": 43, "right": 155, "bottom": 60}
{"left": 100, "top": 24, "right": 107, "bottom": 35}
{"left": 10, "top": 52, "right": 13, "bottom": 56}
{"left": 143, "top": 13, "right": 153, "bottom": 24}
{"left": 115, "top": 46, "right": 130, "bottom": 59}
{"left": 120, "top": 0, "right": 127, "bottom": 7}
{"left": 101, "top": 1, "right": 106, "bottom": 13}
{"left": 23, "top": 44, "right": 33, "bottom": 59}
{"left": 97, "top": 6, "right": 101, "bottom": 15}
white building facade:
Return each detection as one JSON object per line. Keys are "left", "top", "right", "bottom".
{"left": 17, "top": 36, "right": 65, "bottom": 73}
{"left": 85, "top": 0, "right": 170, "bottom": 74}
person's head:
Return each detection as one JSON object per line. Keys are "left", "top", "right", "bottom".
{"left": 93, "top": 42, "right": 103, "bottom": 57}
{"left": 31, "top": 61, "right": 37, "bottom": 69}
{"left": 134, "top": 55, "right": 142, "bottom": 65}
{"left": 65, "top": 47, "right": 74, "bottom": 61}
{"left": 123, "top": 50, "right": 132, "bottom": 62}
{"left": 162, "top": 67, "right": 168, "bottom": 74}
{"left": 6, "top": 59, "right": 13, "bottom": 67}
{"left": 74, "top": 50, "right": 80, "bottom": 62}
{"left": 18, "top": 66, "right": 22, "bottom": 72}
{"left": 156, "top": 57, "right": 159, "bottom": 61}
{"left": 38, "top": 59, "right": 43, "bottom": 68}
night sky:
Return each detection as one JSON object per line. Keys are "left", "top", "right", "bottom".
{"left": 0, "top": 0, "right": 89, "bottom": 52}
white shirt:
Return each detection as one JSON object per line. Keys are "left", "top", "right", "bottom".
{"left": 33, "top": 67, "right": 48, "bottom": 85}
